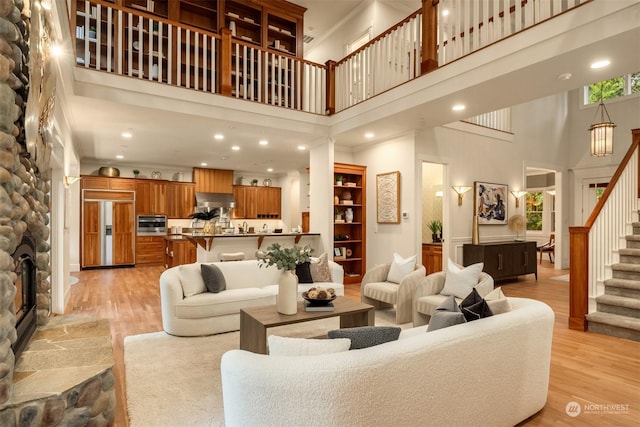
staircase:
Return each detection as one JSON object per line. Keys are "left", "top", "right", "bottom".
{"left": 586, "top": 223, "right": 640, "bottom": 342}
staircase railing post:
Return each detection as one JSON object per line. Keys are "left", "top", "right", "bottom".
{"left": 325, "top": 60, "right": 336, "bottom": 115}
{"left": 421, "top": 0, "right": 439, "bottom": 74}
{"left": 569, "top": 226, "right": 589, "bottom": 331}
{"left": 220, "top": 28, "right": 232, "bottom": 97}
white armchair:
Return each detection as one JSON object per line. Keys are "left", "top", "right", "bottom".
{"left": 360, "top": 263, "right": 426, "bottom": 324}
{"left": 413, "top": 271, "right": 494, "bottom": 326}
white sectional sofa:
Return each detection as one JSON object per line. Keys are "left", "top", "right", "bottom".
{"left": 221, "top": 297, "right": 554, "bottom": 426}
{"left": 159, "top": 259, "right": 344, "bottom": 336}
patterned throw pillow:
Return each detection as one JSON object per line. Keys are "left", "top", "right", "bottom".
{"left": 310, "top": 253, "right": 332, "bottom": 282}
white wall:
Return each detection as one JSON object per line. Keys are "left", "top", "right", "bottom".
{"left": 304, "top": 0, "right": 413, "bottom": 64}
{"left": 354, "top": 132, "right": 418, "bottom": 267}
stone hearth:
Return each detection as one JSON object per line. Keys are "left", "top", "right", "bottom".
{"left": 0, "top": 317, "right": 115, "bottom": 426}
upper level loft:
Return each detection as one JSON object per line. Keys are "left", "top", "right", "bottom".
{"left": 70, "top": 0, "right": 597, "bottom": 133}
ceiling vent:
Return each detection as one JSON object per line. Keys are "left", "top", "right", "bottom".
{"left": 303, "top": 34, "right": 315, "bottom": 44}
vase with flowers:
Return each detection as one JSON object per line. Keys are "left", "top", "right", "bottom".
{"left": 259, "top": 243, "right": 313, "bottom": 314}
{"left": 190, "top": 209, "right": 220, "bottom": 235}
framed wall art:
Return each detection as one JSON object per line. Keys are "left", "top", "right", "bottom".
{"left": 376, "top": 171, "right": 400, "bottom": 223}
{"left": 474, "top": 181, "right": 508, "bottom": 225}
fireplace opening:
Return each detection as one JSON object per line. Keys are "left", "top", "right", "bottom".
{"left": 12, "top": 232, "right": 37, "bottom": 361}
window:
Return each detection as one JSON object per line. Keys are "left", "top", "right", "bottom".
{"left": 345, "top": 27, "right": 372, "bottom": 55}
{"left": 585, "top": 72, "right": 640, "bottom": 105}
{"left": 526, "top": 192, "right": 543, "bottom": 231}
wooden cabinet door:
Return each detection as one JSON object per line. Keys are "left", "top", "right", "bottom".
{"left": 193, "top": 167, "right": 234, "bottom": 194}
{"left": 168, "top": 182, "right": 195, "bottom": 218}
{"left": 244, "top": 186, "right": 258, "bottom": 219}
{"left": 151, "top": 181, "right": 167, "bottom": 215}
{"left": 174, "top": 240, "right": 197, "bottom": 266}
{"left": 82, "top": 201, "right": 101, "bottom": 267}
{"left": 257, "top": 187, "right": 281, "bottom": 218}
{"left": 135, "top": 181, "right": 151, "bottom": 215}
{"left": 81, "top": 176, "right": 110, "bottom": 190}
{"left": 232, "top": 186, "right": 246, "bottom": 219}
{"left": 112, "top": 202, "right": 134, "bottom": 265}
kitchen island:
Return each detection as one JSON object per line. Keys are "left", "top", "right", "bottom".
{"left": 179, "top": 232, "right": 324, "bottom": 263}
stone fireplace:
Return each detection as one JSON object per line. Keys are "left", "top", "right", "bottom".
{"left": 0, "top": 1, "right": 115, "bottom": 426}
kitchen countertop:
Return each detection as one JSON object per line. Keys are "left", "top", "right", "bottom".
{"left": 171, "top": 232, "right": 320, "bottom": 250}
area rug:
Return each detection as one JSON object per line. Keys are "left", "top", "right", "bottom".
{"left": 124, "top": 309, "right": 403, "bottom": 427}
{"left": 551, "top": 274, "right": 570, "bottom": 282}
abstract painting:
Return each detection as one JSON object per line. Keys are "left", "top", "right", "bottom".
{"left": 376, "top": 171, "right": 400, "bottom": 223}
{"left": 474, "top": 181, "right": 508, "bottom": 225}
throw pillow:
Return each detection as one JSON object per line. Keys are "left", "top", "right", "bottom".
{"left": 328, "top": 326, "right": 401, "bottom": 350}
{"left": 295, "top": 261, "right": 314, "bottom": 284}
{"left": 268, "top": 335, "right": 351, "bottom": 356}
{"left": 484, "top": 287, "right": 512, "bottom": 314}
{"left": 387, "top": 253, "right": 417, "bottom": 283}
{"left": 178, "top": 264, "right": 206, "bottom": 297}
{"left": 427, "top": 294, "right": 467, "bottom": 332}
{"left": 459, "top": 288, "right": 493, "bottom": 322}
{"left": 201, "top": 264, "right": 226, "bottom": 293}
{"left": 310, "top": 253, "right": 333, "bottom": 282}
{"left": 440, "top": 258, "right": 484, "bottom": 299}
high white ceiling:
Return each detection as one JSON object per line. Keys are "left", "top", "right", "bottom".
{"left": 64, "top": 0, "right": 640, "bottom": 176}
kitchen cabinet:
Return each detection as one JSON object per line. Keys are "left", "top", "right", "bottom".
{"left": 333, "top": 163, "right": 366, "bottom": 285}
{"left": 193, "top": 167, "right": 234, "bottom": 194}
{"left": 113, "top": 202, "right": 136, "bottom": 265}
{"left": 167, "top": 182, "right": 195, "bottom": 218}
{"left": 81, "top": 175, "right": 136, "bottom": 191}
{"left": 232, "top": 185, "right": 280, "bottom": 219}
{"left": 82, "top": 201, "right": 101, "bottom": 267}
{"left": 136, "top": 236, "right": 165, "bottom": 264}
{"left": 422, "top": 243, "right": 443, "bottom": 275}
{"left": 164, "top": 238, "right": 197, "bottom": 268}
{"left": 463, "top": 241, "right": 537, "bottom": 281}
{"left": 135, "top": 179, "right": 167, "bottom": 215}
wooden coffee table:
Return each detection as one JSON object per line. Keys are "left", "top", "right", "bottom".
{"left": 240, "top": 297, "right": 375, "bottom": 354}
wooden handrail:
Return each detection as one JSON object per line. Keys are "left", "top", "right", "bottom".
{"left": 569, "top": 128, "right": 640, "bottom": 331}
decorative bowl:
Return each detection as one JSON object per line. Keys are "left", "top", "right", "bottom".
{"left": 98, "top": 167, "right": 120, "bottom": 177}
{"left": 302, "top": 291, "right": 337, "bottom": 306}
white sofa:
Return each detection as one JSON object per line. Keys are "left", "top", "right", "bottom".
{"left": 160, "top": 259, "right": 344, "bottom": 336}
{"left": 221, "top": 297, "right": 554, "bottom": 426}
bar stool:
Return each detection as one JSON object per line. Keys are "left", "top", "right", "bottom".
{"left": 219, "top": 252, "right": 245, "bottom": 262}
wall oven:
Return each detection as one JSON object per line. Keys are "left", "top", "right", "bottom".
{"left": 137, "top": 215, "right": 167, "bottom": 235}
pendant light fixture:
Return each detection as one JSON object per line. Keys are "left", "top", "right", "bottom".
{"left": 589, "top": 81, "right": 616, "bottom": 157}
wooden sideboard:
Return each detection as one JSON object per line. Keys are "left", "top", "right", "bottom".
{"left": 463, "top": 241, "right": 537, "bottom": 281}
{"left": 422, "top": 243, "right": 442, "bottom": 275}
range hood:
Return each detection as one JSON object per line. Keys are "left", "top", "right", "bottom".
{"left": 195, "top": 192, "right": 236, "bottom": 209}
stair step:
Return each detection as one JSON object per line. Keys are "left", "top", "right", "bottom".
{"left": 596, "top": 295, "right": 640, "bottom": 318}
{"left": 612, "top": 263, "right": 640, "bottom": 280}
{"left": 605, "top": 278, "right": 640, "bottom": 298}
{"left": 626, "top": 235, "right": 640, "bottom": 248}
{"left": 587, "top": 312, "right": 640, "bottom": 341}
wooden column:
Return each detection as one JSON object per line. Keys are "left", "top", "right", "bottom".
{"left": 568, "top": 226, "right": 589, "bottom": 331}
{"left": 220, "top": 28, "right": 232, "bottom": 96}
{"left": 325, "top": 60, "right": 336, "bottom": 115}
{"left": 421, "top": 0, "right": 439, "bottom": 74}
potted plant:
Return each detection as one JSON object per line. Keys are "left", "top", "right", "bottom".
{"left": 259, "top": 243, "right": 313, "bottom": 314}
{"left": 335, "top": 208, "right": 343, "bottom": 222}
{"left": 427, "top": 219, "right": 443, "bottom": 243}
{"left": 190, "top": 210, "right": 220, "bottom": 235}
{"left": 336, "top": 175, "right": 343, "bottom": 186}
{"left": 133, "top": 169, "right": 140, "bottom": 178}
{"left": 251, "top": 179, "right": 258, "bottom": 186}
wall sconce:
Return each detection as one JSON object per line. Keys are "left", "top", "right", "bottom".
{"left": 451, "top": 186, "right": 472, "bottom": 206}
{"left": 64, "top": 176, "right": 81, "bottom": 187}
{"left": 511, "top": 190, "right": 526, "bottom": 208}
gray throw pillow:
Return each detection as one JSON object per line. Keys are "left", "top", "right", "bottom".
{"left": 201, "top": 264, "right": 226, "bottom": 293}
{"left": 427, "top": 294, "right": 467, "bottom": 332}
{"left": 459, "top": 288, "right": 493, "bottom": 322}
{"left": 328, "top": 326, "right": 401, "bottom": 349}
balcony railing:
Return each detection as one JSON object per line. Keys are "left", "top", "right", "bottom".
{"left": 71, "top": 0, "right": 589, "bottom": 120}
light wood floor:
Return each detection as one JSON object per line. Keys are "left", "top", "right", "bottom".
{"left": 66, "top": 261, "right": 640, "bottom": 426}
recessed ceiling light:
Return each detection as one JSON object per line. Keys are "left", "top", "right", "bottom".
{"left": 297, "top": 145, "right": 306, "bottom": 151}
{"left": 452, "top": 104, "right": 466, "bottom": 111}
{"left": 557, "top": 72, "right": 572, "bottom": 80}
{"left": 214, "top": 133, "right": 224, "bottom": 140}
{"left": 590, "top": 60, "right": 610, "bottom": 69}
{"left": 364, "top": 132, "right": 375, "bottom": 139}
{"left": 259, "top": 140, "right": 268, "bottom": 145}
{"left": 121, "top": 131, "right": 132, "bottom": 138}
{"left": 231, "top": 145, "right": 240, "bottom": 151}
{"left": 267, "top": 168, "right": 273, "bottom": 172}
{"left": 201, "top": 162, "right": 208, "bottom": 166}
{"left": 116, "top": 155, "right": 124, "bottom": 159}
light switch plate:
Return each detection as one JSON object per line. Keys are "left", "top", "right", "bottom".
{"left": 402, "top": 212, "right": 409, "bottom": 219}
